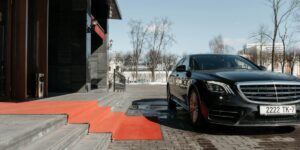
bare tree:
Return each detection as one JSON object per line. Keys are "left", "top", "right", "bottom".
{"left": 123, "top": 52, "right": 134, "bottom": 71}
{"left": 146, "top": 18, "right": 174, "bottom": 82}
{"left": 275, "top": 51, "right": 284, "bottom": 71}
{"left": 209, "top": 35, "right": 234, "bottom": 54}
{"left": 240, "top": 44, "right": 271, "bottom": 66}
{"left": 278, "top": 25, "right": 288, "bottom": 73}
{"left": 145, "top": 50, "right": 162, "bottom": 81}
{"left": 296, "top": 9, "right": 300, "bottom": 32}
{"left": 247, "top": 47, "right": 259, "bottom": 64}
{"left": 266, "top": 0, "right": 299, "bottom": 71}
{"left": 286, "top": 47, "right": 299, "bottom": 75}
{"left": 209, "top": 35, "right": 225, "bottom": 54}
{"left": 128, "top": 20, "right": 148, "bottom": 81}
{"left": 297, "top": 50, "right": 300, "bottom": 76}
{"left": 278, "top": 22, "right": 297, "bottom": 73}
{"left": 242, "top": 44, "right": 247, "bottom": 55}
{"left": 250, "top": 24, "right": 270, "bottom": 66}
{"left": 114, "top": 52, "right": 123, "bottom": 63}
{"left": 162, "top": 53, "right": 177, "bottom": 81}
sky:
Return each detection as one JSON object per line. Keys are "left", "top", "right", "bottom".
{"left": 109, "top": 0, "right": 276, "bottom": 56}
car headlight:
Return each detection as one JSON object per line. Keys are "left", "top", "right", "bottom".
{"left": 206, "top": 81, "right": 235, "bottom": 95}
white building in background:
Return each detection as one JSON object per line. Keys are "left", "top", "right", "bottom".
{"left": 245, "top": 43, "right": 300, "bottom": 77}
{"left": 246, "top": 43, "right": 284, "bottom": 54}
{"left": 246, "top": 43, "right": 284, "bottom": 72}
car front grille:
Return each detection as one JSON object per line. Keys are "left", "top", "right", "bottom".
{"left": 237, "top": 81, "right": 300, "bottom": 104}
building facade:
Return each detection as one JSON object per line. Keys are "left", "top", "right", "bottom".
{"left": 244, "top": 43, "right": 300, "bottom": 76}
{"left": 0, "top": 0, "right": 121, "bottom": 100}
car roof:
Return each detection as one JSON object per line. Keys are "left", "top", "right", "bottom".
{"left": 188, "top": 54, "right": 239, "bottom": 57}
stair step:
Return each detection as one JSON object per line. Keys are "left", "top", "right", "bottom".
{"left": 71, "top": 133, "right": 111, "bottom": 150}
{"left": 23, "top": 124, "right": 88, "bottom": 150}
{"left": 89, "top": 112, "right": 124, "bottom": 133}
{"left": 0, "top": 115, "right": 67, "bottom": 150}
{"left": 69, "top": 106, "right": 111, "bottom": 124}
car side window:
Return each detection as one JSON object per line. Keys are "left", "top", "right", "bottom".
{"left": 173, "top": 58, "right": 185, "bottom": 71}
{"left": 190, "top": 57, "right": 200, "bottom": 70}
{"left": 233, "top": 57, "right": 255, "bottom": 70}
{"left": 182, "top": 57, "right": 189, "bottom": 69}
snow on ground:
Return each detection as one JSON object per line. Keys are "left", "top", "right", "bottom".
{"left": 128, "top": 82, "right": 167, "bottom": 85}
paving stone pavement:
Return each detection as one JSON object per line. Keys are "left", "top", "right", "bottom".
{"left": 34, "top": 84, "right": 300, "bottom": 149}
{"left": 105, "top": 84, "right": 300, "bottom": 150}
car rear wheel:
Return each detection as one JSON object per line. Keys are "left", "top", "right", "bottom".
{"left": 167, "top": 85, "right": 176, "bottom": 111}
{"left": 189, "top": 89, "right": 205, "bottom": 127}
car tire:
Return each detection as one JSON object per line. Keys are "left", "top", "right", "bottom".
{"left": 167, "top": 85, "right": 176, "bottom": 111}
{"left": 189, "top": 88, "right": 205, "bottom": 127}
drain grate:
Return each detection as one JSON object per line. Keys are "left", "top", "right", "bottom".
{"left": 126, "top": 99, "right": 172, "bottom": 119}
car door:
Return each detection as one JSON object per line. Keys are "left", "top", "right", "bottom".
{"left": 178, "top": 56, "right": 190, "bottom": 102}
{"left": 169, "top": 58, "right": 184, "bottom": 100}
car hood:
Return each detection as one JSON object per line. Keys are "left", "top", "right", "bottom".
{"left": 193, "top": 70, "right": 300, "bottom": 83}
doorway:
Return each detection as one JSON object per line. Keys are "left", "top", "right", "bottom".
{"left": 26, "top": 0, "right": 48, "bottom": 98}
{"left": 0, "top": 0, "right": 7, "bottom": 97}
{"left": 27, "top": 0, "right": 38, "bottom": 97}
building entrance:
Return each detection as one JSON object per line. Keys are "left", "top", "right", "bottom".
{"left": 0, "top": 0, "right": 7, "bottom": 97}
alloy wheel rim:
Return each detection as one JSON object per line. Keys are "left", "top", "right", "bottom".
{"left": 189, "top": 91, "right": 199, "bottom": 123}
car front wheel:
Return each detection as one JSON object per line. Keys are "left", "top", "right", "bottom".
{"left": 189, "top": 88, "right": 205, "bottom": 127}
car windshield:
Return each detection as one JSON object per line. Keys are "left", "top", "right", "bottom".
{"left": 190, "top": 55, "right": 260, "bottom": 71}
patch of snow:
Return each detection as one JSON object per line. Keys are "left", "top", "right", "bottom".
{"left": 128, "top": 82, "right": 167, "bottom": 85}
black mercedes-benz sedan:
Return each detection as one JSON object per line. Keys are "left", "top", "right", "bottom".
{"left": 167, "top": 54, "right": 300, "bottom": 127}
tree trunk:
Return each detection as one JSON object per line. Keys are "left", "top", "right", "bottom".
{"left": 271, "top": 24, "right": 278, "bottom": 72}
{"left": 282, "top": 62, "right": 285, "bottom": 73}
{"left": 282, "top": 42, "right": 286, "bottom": 73}
{"left": 151, "top": 68, "right": 155, "bottom": 82}
{"left": 271, "top": 38, "right": 276, "bottom": 72}
{"left": 260, "top": 45, "right": 263, "bottom": 66}
{"left": 291, "top": 62, "right": 295, "bottom": 75}
{"left": 135, "top": 64, "right": 138, "bottom": 81}
{"left": 165, "top": 71, "right": 169, "bottom": 82}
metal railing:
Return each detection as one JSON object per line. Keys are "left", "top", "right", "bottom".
{"left": 113, "top": 69, "right": 126, "bottom": 92}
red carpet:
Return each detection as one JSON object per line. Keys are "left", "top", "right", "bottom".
{"left": 0, "top": 101, "right": 162, "bottom": 140}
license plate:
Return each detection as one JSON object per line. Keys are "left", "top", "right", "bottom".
{"left": 259, "top": 105, "right": 296, "bottom": 116}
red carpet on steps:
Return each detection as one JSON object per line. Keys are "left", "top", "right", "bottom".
{"left": 0, "top": 101, "right": 162, "bottom": 140}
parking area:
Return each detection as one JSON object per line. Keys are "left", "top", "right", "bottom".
{"left": 107, "top": 84, "right": 300, "bottom": 150}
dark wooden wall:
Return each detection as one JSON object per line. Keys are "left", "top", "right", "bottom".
{"left": 11, "top": 0, "right": 28, "bottom": 99}
{"left": 48, "top": 0, "right": 88, "bottom": 92}
{"left": 6, "top": 0, "right": 48, "bottom": 99}
{"left": 35, "top": 0, "right": 49, "bottom": 96}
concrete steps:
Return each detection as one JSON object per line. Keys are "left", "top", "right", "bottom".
{"left": 71, "top": 133, "right": 111, "bottom": 150}
{"left": 0, "top": 98, "right": 163, "bottom": 148}
{"left": 0, "top": 115, "right": 113, "bottom": 150}
{"left": 23, "top": 124, "right": 88, "bottom": 150}
{"left": 0, "top": 115, "right": 67, "bottom": 150}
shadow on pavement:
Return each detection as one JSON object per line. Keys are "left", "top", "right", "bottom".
{"left": 127, "top": 98, "right": 296, "bottom": 136}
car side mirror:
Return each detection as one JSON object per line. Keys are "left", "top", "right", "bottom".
{"left": 176, "top": 65, "right": 186, "bottom": 72}
{"left": 186, "top": 70, "right": 192, "bottom": 78}
{"left": 259, "top": 65, "right": 267, "bottom": 71}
